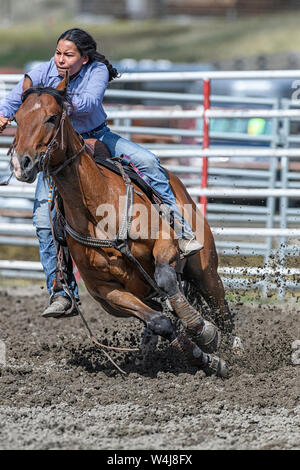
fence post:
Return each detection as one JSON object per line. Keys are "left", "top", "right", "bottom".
{"left": 278, "top": 99, "right": 291, "bottom": 299}
{"left": 201, "top": 78, "right": 210, "bottom": 217}
{"left": 262, "top": 99, "right": 279, "bottom": 298}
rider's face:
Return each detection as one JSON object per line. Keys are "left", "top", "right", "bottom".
{"left": 54, "top": 39, "right": 89, "bottom": 77}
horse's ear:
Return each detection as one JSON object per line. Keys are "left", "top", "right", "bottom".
{"left": 22, "top": 74, "right": 33, "bottom": 93}
{"left": 56, "top": 71, "right": 69, "bottom": 94}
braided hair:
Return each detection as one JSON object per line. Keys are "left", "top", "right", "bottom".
{"left": 57, "top": 28, "right": 118, "bottom": 82}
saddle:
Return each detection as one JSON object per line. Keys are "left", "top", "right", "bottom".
{"left": 85, "top": 138, "right": 169, "bottom": 205}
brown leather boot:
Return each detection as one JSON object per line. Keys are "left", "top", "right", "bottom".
{"left": 41, "top": 295, "right": 78, "bottom": 318}
{"left": 178, "top": 238, "right": 203, "bottom": 258}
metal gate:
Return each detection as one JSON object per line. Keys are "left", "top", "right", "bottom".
{"left": 1, "top": 70, "right": 300, "bottom": 296}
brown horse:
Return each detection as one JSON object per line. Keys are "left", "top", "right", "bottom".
{"left": 10, "top": 75, "right": 241, "bottom": 378}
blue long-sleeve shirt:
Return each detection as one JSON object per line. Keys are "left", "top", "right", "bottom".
{"left": 0, "top": 57, "right": 109, "bottom": 134}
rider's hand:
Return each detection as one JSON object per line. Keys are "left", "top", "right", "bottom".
{"left": 0, "top": 116, "right": 11, "bottom": 132}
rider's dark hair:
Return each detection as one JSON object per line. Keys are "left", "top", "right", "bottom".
{"left": 57, "top": 28, "right": 118, "bottom": 82}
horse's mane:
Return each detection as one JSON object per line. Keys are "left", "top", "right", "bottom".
{"left": 21, "top": 86, "right": 72, "bottom": 109}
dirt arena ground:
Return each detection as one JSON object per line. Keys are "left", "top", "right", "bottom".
{"left": 0, "top": 285, "right": 299, "bottom": 451}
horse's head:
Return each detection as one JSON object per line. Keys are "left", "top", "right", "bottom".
{"left": 11, "top": 75, "right": 70, "bottom": 183}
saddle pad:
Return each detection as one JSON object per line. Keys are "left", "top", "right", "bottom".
{"left": 95, "top": 156, "right": 155, "bottom": 201}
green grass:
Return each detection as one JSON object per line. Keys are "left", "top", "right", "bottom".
{"left": 0, "top": 277, "right": 42, "bottom": 288}
{"left": 0, "top": 245, "right": 39, "bottom": 261}
{"left": 225, "top": 288, "right": 300, "bottom": 305}
{"left": 1, "top": 11, "right": 300, "bottom": 68}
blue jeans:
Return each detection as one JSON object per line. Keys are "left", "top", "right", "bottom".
{"left": 33, "top": 126, "right": 195, "bottom": 298}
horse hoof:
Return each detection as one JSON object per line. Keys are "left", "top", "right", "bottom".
{"left": 216, "top": 358, "right": 229, "bottom": 379}
{"left": 196, "top": 320, "right": 219, "bottom": 353}
{"left": 232, "top": 336, "right": 244, "bottom": 356}
{"left": 203, "top": 354, "right": 229, "bottom": 379}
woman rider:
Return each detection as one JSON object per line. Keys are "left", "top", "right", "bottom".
{"left": 0, "top": 28, "right": 202, "bottom": 318}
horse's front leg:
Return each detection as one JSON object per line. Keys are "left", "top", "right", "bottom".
{"left": 152, "top": 238, "right": 220, "bottom": 355}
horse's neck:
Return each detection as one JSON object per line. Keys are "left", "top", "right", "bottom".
{"left": 53, "top": 124, "right": 109, "bottom": 232}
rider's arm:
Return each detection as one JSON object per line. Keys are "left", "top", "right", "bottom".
{"left": 0, "top": 78, "right": 25, "bottom": 120}
{"left": 0, "top": 61, "right": 50, "bottom": 119}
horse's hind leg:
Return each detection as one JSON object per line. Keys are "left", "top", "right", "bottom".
{"left": 185, "top": 256, "right": 244, "bottom": 354}
{"left": 95, "top": 284, "right": 227, "bottom": 377}
{"left": 152, "top": 241, "right": 219, "bottom": 354}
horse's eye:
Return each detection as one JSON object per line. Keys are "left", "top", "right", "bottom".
{"left": 46, "top": 115, "right": 57, "bottom": 125}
